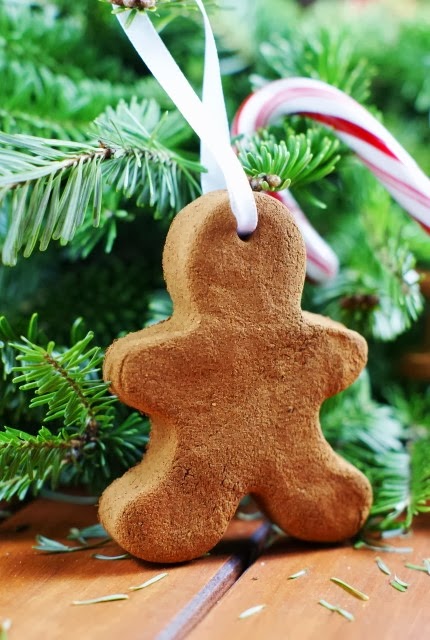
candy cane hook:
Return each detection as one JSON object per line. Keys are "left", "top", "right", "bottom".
{"left": 233, "top": 77, "right": 430, "bottom": 234}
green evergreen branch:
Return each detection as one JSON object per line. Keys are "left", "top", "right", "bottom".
{"left": 386, "top": 385, "right": 430, "bottom": 435}
{"left": 0, "top": 108, "right": 84, "bottom": 141}
{"left": 67, "top": 196, "right": 134, "bottom": 259}
{"left": 0, "top": 0, "right": 132, "bottom": 82}
{"left": 0, "top": 137, "right": 107, "bottom": 265}
{"left": 1, "top": 55, "right": 166, "bottom": 136}
{"left": 322, "top": 373, "right": 430, "bottom": 531}
{"left": 0, "top": 99, "right": 201, "bottom": 265}
{"left": 0, "top": 426, "right": 72, "bottom": 501}
{"left": 315, "top": 181, "right": 424, "bottom": 341}
{"left": 236, "top": 128, "right": 340, "bottom": 192}
{"left": 10, "top": 330, "right": 115, "bottom": 429}
{"left": 407, "top": 438, "right": 430, "bottom": 526}
{"left": 145, "top": 289, "right": 173, "bottom": 326}
{"left": 259, "top": 29, "right": 374, "bottom": 104}
{"left": 0, "top": 316, "right": 150, "bottom": 500}
{"left": 322, "top": 372, "right": 405, "bottom": 463}
{"left": 94, "top": 99, "right": 201, "bottom": 216}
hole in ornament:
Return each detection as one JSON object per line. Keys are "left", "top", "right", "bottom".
{"left": 238, "top": 232, "right": 253, "bottom": 242}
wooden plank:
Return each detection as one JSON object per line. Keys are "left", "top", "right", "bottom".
{"left": 189, "top": 515, "right": 430, "bottom": 639}
{"left": 0, "top": 499, "right": 270, "bottom": 640}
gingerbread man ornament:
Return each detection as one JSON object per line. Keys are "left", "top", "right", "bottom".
{"left": 99, "top": 191, "right": 372, "bottom": 563}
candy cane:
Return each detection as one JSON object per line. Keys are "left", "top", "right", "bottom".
{"left": 233, "top": 77, "right": 430, "bottom": 241}
{"left": 270, "top": 189, "right": 339, "bottom": 282}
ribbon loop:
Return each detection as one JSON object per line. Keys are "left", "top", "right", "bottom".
{"left": 116, "top": 4, "right": 257, "bottom": 235}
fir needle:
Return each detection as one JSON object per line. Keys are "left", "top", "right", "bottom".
{"left": 92, "top": 553, "right": 131, "bottom": 560}
{"left": 393, "top": 575, "right": 409, "bottom": 588}
{"left": 33, "top": 533, "right": 110, "bottom": 554}
{"left": 236, "top": 511, "right": 263, "bottom": 521}
{"left": 0, "top": 619, "right": 12, "bottom": 640}
{"left": 375, "top": 556, "right": 391, "bottom": 576}
{"left": 318, "top": 600, "right": 354, "bottom": 621}
{"left": 354, "top": 540, "right": 413, "bottom": 553}
{"left": 319, "top": 599, "right": 337, "bottom": 612}
{"left": 129, "top": 572, "right": 168, "bottom": 591}
{"left": 336, "top": 607, "right": 355, "bottom": 622}
{"left": 288, "top": 569, "right": 307, "bottom": 579}
{"left": 72, "top": 594, "right": 129, "bottom": 605}
{"left": 390, "top": 580, "right": 407, "bottom": 593}
{"left": 405, "top": 562, "right": 427, "bottom": 573}
{"left": 238, "top": 604, "right": 266, "bottom": 619}
{"left": 330, "top": 577, "right": 369, "bottom": 601}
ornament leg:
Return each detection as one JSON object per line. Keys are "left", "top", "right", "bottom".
{"left": 99, "top": 450, "right": 242, "bottom": 563}
{"left": 254, "top": 448, "right": 372, "bottom": 543}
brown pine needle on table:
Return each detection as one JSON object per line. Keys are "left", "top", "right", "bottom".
{"left": 405, "top": 561, "right": 430, "bottom": 575}
{"left": 330, "top": 577, "right": 370, "bottom": 601}
{"left": 390, "top": 576, "right": 410, "bottom": 593}
{"left": 238, "top": 604, "right": 266, "bottom": 619}
{"left": 92, "top": 553, "right": 131, "bottom": 560}
{"left": 72, "top": 594, "right": 129, "bottom": 606}
{"left": 129, "top": 573, "right": 168, "bottom": 591}
{"left": 393, "top": 576, "right": 409, "bottom": 588}
{"left": 375, "top": 557, "right": 391, "bottom": 575}
{"left": 318, "top": 600, "right": 354, "bottom": 622}
{"left": 288, "top": 569, "right": 307, "bottom": 580}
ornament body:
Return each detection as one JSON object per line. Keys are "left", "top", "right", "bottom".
{"left": 99, "top": 191, "right": 372, "bottom": 563}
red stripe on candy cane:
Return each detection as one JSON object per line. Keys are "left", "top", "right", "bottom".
{"left": 274, "top": 190, "right": 339, "bottom": 280}
{"left": 301, "top": 113, "right": 398, "bottom": 160}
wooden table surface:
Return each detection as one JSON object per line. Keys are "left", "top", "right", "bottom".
{"left": 190, "top": 514, "right": 430, "bottom": 640}
{"left": 0, "top": 499, "right": 429, "bottom": 639}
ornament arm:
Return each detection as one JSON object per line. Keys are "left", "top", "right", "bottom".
{"left": 103, "top": 321, "right": 200, "bottom": 415}
{"left": 301, "top": 311, "right": 368, "bottom": 399}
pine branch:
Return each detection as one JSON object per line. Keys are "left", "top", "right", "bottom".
{"left": 0, "top": 108, "right": 84, "bottom": 142}
{"left": 93, "top": 99, "right": 201, "bottom": 214}
{"left": 66, "top": 196, "right": 134, "bottom": 260}
{"left": 321, "top": 372, "right": 408, "bottom": 527}
{"left": 0, "top": 135, "right": 108, "bottom": 265}
{"left": 11, "top": 257, "right": 153, "bottom": 347}
{"left": 407, "top": 438, "right": 430, "bottom": 525}
{"left": 1, "top": 54, "right": 167, "bottom": 136}
{"left": 0, "top": 315, "right": 44, "bottom": 426}
{"left": 314, "top": 178, "right": 424, "bottom": 341}
{"left": 259, "top": 28, "right": 374, "bottom": 104}
{"left": 10, "top": 329, "right": 115, "bottom": 429}
{"left": 322, "top": 372, "right": 405, "bottom": 465}
{"left": 0, "top": 426, "right": 72, "bottom": 501}
{"left": 322, "top": 372, "right": 430, "bottom": 531}
{"left": 1, "top": 0, "right": 131, "bottom": 82}
{"left": 236, "top": 127, "right": 340, "bottom": 192}
{"left": 386, "top": 385, "right": 430, "bottom": 435}
{"left": 0, "top": 316, "right": 150, "bottom": 500}
{"left": 0, "top": 99, "right": 201, "bottom": 265}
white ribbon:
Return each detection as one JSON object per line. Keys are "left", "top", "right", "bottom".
{"left": 116, "top": 3, "right": 257, "bottom": 235}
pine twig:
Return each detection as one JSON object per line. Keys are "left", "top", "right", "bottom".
{"left": 0, "top": 99, "right": 201, "bottom": 265}
{"left": 236, "top": 128, "right": 340, "bottom": 193}
{"left": 0, "top": 316, "right": 150, "bottom": 500}
{"left": 107, "top": 0, "right": 157, "bottom": 8}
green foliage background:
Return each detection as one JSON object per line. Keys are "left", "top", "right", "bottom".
{"left": 1, "top": 0, "right": 429, "bottom": 535}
